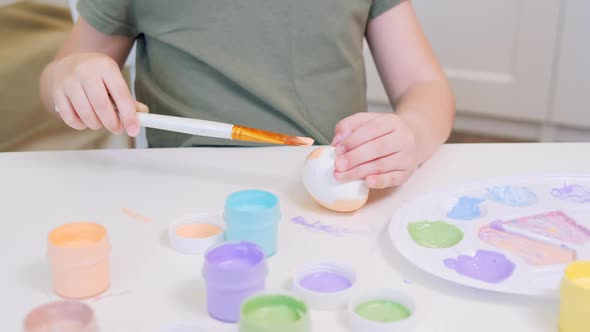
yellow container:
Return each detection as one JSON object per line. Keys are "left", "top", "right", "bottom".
{"left": 560, "top": 261, "right": 590, "bottom": 332}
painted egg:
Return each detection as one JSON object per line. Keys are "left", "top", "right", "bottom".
{"left": 302, "top": 146, "right": 369, "bottom": 212}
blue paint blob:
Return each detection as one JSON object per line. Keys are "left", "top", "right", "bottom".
{"left": 486, "top": 186, "right": 537, "bottom": 207}
{"left": 447, "top": 196, "right": 485, "bottom": 220}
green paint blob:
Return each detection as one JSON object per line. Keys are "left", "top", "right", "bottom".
{"left": 246, "top": 304, "right": 300, "bottom": 324}
{"left": 240, "top": 295, "right": 309, "bottom": 332}
{"left": 355, "top": 300, "right": 411, "bottom": 322}
{"left": 408, "top": 221, "right": 463, "bottom": 248}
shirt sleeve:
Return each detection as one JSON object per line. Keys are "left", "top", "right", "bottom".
{"left": 369, "top": 0, "right": 404, "bottom": 20}
{"left": 76, "top": 0, "right": 137, "bottom": 37}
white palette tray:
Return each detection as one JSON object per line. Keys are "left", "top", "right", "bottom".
{"left": 389, "top": 174, "right": 590, "bottom": 298}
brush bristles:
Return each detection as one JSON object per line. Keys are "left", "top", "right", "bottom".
{"left": 284, "top": 136, "right": 315, "bottom": 146}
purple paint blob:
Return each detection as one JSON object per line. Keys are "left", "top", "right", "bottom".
{"left": 444, "top": 250, "right": 515, "bottom": 283}
{"left": 299, "top": 271, "right": 352, "bottom": 293}
{"left": 551, "top": 184, "right": 590, "bottom": 203}
{"left": 206, "top": 241, "right": 265, "bottom": 270}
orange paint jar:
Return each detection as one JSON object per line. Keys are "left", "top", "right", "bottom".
{"left": 47, "top": 222, "right": 111, "bottom": 299}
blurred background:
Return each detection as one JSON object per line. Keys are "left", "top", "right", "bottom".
{"left": 0, "top": 0, "right": 588, "bottom": 152}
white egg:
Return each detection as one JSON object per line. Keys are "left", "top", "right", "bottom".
{"left": 302, "top": 146, "right": 369, "bottom": 212}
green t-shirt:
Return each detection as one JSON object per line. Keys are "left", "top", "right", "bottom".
{"left": 77, "top": 0, "right": 402, "bottom": 147}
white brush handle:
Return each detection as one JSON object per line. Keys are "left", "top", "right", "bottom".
{"left": 137, "top": 112, "right": 233, "bottom": 140}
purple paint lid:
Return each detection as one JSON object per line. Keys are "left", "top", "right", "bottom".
{"left": 292, "top": 262, "right": 356, "bottom": 310}
{"left": 202, "top": 241, "right": 268, "bottom": 288}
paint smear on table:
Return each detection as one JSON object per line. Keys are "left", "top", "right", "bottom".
{"left": 407, "top": 221, "right": 463, "bottom": 248}
{"left": 552, "top": 184, "right": 590, "bottom": 203}
{"left": 444, "top": 250, "right": 515, "bottom": 283}
{"left": 490, "top": 210, "right": 590, "bottom": 245}
{"left": 486, "top": 186, "right": 537, "bottom": 207}
{"left": 447, "top": 196, "right": 485, "bottom": 220}
{"left": 121, "top": 208, "right": 152, "bottom": 223}
{"left": 479, "top": 226, "right": 576, "bottom": 266}
{"left": 290, "top": 216, "right": 374, "bottom": 236}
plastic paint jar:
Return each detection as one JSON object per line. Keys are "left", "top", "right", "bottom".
{"left": 560, "top": 261, "right": 590, "bottom": 332}
{"left": 348, "top": 289, "right": 416, "bottom": 332}
{"left": 224, "top": 190, "right": 281, "bottom": 257}
{"left": 239, "top": 294, "right": 310, "bottom": 332}
{"left": 202, "top": 241, "right": 268, "bottom": 323}
{"left": 47, "top": 222, "right": 111, "bottom": 299}
{"left": 23, "top": 301, "right": 97, "bottom": 332}
{"left": 292, "top": 262, "right": 356, "bottom": 310}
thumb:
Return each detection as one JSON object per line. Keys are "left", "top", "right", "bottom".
{"left": 135, "top": 101, "right": 150, "bottom": 113}
{"left": 331, "top": 112, "right": 377, "bottom": 146}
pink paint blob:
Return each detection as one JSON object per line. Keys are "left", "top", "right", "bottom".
{"left": 299, "top": 271, "right": 352, "bottom": 293}
{"left": 444, "top": 250, "right": 515, "bottom": 283}
{"left": 479, "top": 226, "right": 576, "bottom": 266}
{"left": 490, "top": 210, "right": 590, "bottom": 245}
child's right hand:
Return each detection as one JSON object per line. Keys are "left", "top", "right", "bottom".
{"left": 49, "top": 53, "right": 141, "bottom": 136}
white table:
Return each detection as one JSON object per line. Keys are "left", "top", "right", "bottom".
{"left": 4, "top": 143, "right": 584, "bottom": 331}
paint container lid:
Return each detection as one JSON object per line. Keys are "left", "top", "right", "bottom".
{"left": 23, "top": 301, "right": 97, "bottom": 332}
{"left": 348, "top": 289, "right": 416, "bottom": 332}
{"left": 292, "top": 262, "right": 356, "bottom": 310}
{"left": 158, "top": 322, "right": 204, "bottom": 332}
{"left": 168, "top": 214, "right": 225, "bottom": 255}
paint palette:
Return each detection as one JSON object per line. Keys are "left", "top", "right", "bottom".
{"left": 389, "top": 174, "right": 590, "bottom": 297}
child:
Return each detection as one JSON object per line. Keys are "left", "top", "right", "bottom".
{"left": 39, "top": 0, "right": 455, "bottom": 189}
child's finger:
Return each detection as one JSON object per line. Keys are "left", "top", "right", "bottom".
{"left": 334, "top": 151, "right": 407, "bottom": 182}
{"left": 53, "top": 90, "right": 87, "bottom": 130}
{"left": 135, "top": 101, "right": 150, "bottom": 113}
{"left": 335, "top": 116, "right": 396, "bottom": 156}
{"left": 64, "top": 79, "right": 103, "bottom": 130}
{"left": 334, "top": 133, "right": 398, "bottom": 172}
{"left": 81, "top": 76, "right": 122, "bottom": 134}
{"left": 366, "top": 170, "right": 411, "bottom": 189}
{"left": 331, "top": 112, "right": 377, "bottom": 145}
{"left": 102, "top": 63, "right": 138, "bottom": 136}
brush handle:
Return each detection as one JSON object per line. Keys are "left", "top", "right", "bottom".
{"left": 137, "top": 112, "right": 233, "bottom": 140}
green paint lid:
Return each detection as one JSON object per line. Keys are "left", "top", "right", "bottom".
{"left": 239, "top": 293, "right": 310, "bottom": 332}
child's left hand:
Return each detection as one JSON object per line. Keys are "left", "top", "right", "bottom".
{"left": 331, "top": 112, "right": 420, "bottom": 189}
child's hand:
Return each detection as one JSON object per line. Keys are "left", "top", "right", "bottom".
{"left": 331, "top": 112, "right": 419, "bottom": 189}
{"left": 49, "top": 53, "right": 140, "bottom": 136}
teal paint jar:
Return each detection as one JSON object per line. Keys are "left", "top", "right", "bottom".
{"left": 224, "top": 190, "right": 281, "bottom": 257}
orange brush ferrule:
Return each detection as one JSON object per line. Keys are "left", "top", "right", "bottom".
{"left": 231, "top": 125, "right": 314, "bottom": 146}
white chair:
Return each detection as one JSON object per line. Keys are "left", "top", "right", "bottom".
{"left": 68, "top": 0, "right": 148, "bottom": 148}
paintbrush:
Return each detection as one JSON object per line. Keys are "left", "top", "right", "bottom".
{"left": 129, "top": 102, "right": 314, "bottom": 146}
